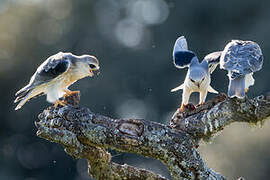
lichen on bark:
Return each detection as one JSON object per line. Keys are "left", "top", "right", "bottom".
{"left": 35, "top": 92, "right": 270, "bottom": 179}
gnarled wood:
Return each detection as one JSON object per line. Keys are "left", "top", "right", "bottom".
{"left": 35, "top": 92, "right": 270, "bottom": 179}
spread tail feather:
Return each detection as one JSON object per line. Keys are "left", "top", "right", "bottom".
{"left": 15, "top": 91, "right": 33, "bottom": 110}
{"left": 14, "top": 89, "right": 31, "bottom": 103}
{"left": 171, "top": 83, "right": 184, "bottom": 92}
{"left": 208, "top": 85, "right": 218, "bottom": 94}
{"left": 15, "top": 84, "right": 32, "bottom": 96}
{"left": 14, "top": 88, "right": 43, "bottom": 110}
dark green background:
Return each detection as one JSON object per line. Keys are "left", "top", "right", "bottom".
{"left": 1, "top": 0, "right": 270, "bottom": 179}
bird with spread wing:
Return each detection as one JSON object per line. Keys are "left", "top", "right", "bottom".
{"left": 14, "top": 52, "right": 100, "bottom": 110}
{"left": 171, "top": 36, "right": 221, "bottom": 111}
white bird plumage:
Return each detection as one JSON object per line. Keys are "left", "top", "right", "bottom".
{"left": 171, "top": 36, "right": 220, "bottom": 111}
{"left": 14, "top": 52, "right": 100, "bottom": 110}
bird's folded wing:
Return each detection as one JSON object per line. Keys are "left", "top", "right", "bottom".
{"left": 15, "top": 54, "right": 70, "bottom": 99}
{"left": 220, "top": 40, "right": 263, "bottom": 78}
{"left": 33, "top": 57, "right": 70, "bottom": 86}
{"left": 204, "top": 51, "right": 222, "bottom": 74}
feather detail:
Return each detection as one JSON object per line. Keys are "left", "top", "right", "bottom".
{"left": 204, "top": 51, "right": 222, "bottom": 74}
{"left": 15, "top": 88, "right": 44, "bottom": 110}
{"left": 14, "top": 88, "right": 32, "bottom": 103}
{"left": 173, "top": 36, "right": 188, "bottom": 52}
{"left": 172, "top": 36, "right": 197, "bottom": 69}
{"left": 228, "top": 76, "right": 245, "bottom": 98}
{"left": 171, "top": 83, "right": 184, "bottom": 92}
{"left": 208, "top": 85, "right": 218, "bottom": 94}
{"left": 15, "top": 84, "right": 33, "bottom": 96}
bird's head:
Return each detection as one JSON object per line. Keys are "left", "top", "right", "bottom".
{"left": 188, "top": 60, "right": 208, "bottom": 88}
{"left": 63, "top": 53, "right": 99, "bottom": 77}
{"left": 80, "top": 55, "right": 100, "bottom": 77}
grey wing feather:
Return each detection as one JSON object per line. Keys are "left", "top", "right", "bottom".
{"left": 204, "top": 51, "right": 222, "bottom": 73}
{"left": 173, "top": 36, "right": 197, "bottom": 68}
{"left": 30, "top": 54, "right": 70, "bottom": 88}
{"left": 15, "top": 53, "right": 70, "bottom": 99}
{"left": 220, "top": 40, "right": 263, "bottom": 79}
{"left": 173, "top": 36, "right": 188, "bottom": 52}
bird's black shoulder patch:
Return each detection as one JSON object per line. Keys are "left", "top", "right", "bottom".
{"left": 173, "top": 51, "right": 196, "bottom": 68}
{"left": 38, "top": 60, "right": 69, "bottom": 78}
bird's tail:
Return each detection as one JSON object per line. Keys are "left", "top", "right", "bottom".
{"left": 14, "top": 87, "right": 42, "bottom": 110}
{"left": 171, "top": 83, "right": 184, "bottom": 92}
{"left": 15, "top": 84, "right": 32, "bottom": 96}
{"left": 228, "top": 76, "right": 245, "bottom": 98}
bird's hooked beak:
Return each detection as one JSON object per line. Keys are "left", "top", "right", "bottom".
{"left": 89, "top": 67, "right": 100, "bottom": 77}
{"left": 190, "top": 78, "right": 200, "bottom": 88}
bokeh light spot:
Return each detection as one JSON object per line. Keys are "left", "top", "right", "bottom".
{"left": 129, "top": 0, "right": 169, "bottom": 25}
{"left": 115, "top": 18, "right": 145, "bottom": 48}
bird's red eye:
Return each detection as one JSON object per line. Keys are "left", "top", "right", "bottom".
{"left": 89, "top": 64, "right": 96, "bottom": 69}
{"left": 190, "top": 79, "right": 195, "bottom": 83}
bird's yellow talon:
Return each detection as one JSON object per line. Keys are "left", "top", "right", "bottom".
{"left": 63, "top": 90, "right": 80, "bottom": 98}
{"left": 179, "top": 104, "right": 185, "bottom": 112}
{"left": 54, "top": 100, "right": 67, "bottom": 108}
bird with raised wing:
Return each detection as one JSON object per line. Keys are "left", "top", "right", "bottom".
{"left": 171, "top": 36, "right": 220, "bottom": 111}
{"left": 220, "top": 40, "right": 263, "bottom": 98}
{"left": 14, "top": 52, "right": 100, "bottom": 110}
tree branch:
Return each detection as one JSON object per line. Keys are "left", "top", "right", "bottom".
{"left": 35, "top": 92, "right": 270, "bottom": 179}
{"left": 171, "top": 93, "right": 270, "bottom": 141}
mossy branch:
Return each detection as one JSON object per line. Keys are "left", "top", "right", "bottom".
{"left": 171, "top": 93, "right": 270, "bottom": 142}
{"left": 35, "top": 92, "right": 270, "bottom": 179}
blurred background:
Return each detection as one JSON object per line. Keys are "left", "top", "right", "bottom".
{"left": 0, "top": 0, "right": 270, "bottom": 179}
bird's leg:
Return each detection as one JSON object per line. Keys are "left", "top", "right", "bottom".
{"left": 245, "top": 88, "right": 249, "bottom": 94}
{"left": 179, "top": 87, "right": 191, "bottom": 112}
{"left": 63, "top": 89, "right": 73, "bottom": 97}
{"left": 54, "top": 99, "right": 67, "bottom": 108}
{"left": 198, "top": 90, "right": 207, "bottom": 106}
{"left": 61, "top": 90, "right": 81, "bottom": 107}
{"left": 64, "top": 89, "right": 72, "bottom": 95}
{"left": 63, "top": 89, "right": 80, "bottom": 97}
{"left": 179, "top": 104, "right": 185, "bottom": 112}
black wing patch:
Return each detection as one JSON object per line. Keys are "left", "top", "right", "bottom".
{"left": 38, "top": 59, "right": 69, "bottom": 78}
{"left": 31, "top": 57, "right": 70, "bottom": 87}
{"left": 173, "top": 51, "right": 196, "bottom": 68}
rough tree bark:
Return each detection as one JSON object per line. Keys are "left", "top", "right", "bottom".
{"left": 35, "top": 92, "right": 270, "bottom": 180}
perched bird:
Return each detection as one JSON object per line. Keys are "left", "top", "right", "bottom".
{"left": 220, "top": 40, "right": 263, "bottom": 98}
{"left": 171, "top": 36, "right": 220, "bottom": 111}
{"left": 14, "top": 52, "right": 100, "bottom": 110}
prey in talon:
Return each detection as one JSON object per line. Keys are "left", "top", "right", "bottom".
{"left": 171, "top": 36, "right": 220, "bottom": 111}
{"left": 14, "top": 52, "right": 100, "bottom": 110}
